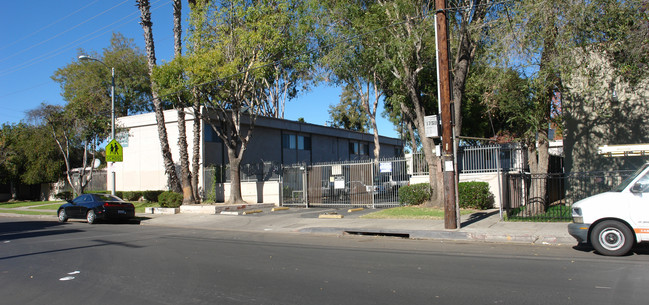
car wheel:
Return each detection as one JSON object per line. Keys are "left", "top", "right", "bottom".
{"left": 58, "top": 209, "right": 68, "bottom": 223}
{"left": 86, "top": 210, "right": 97, "bottom": 224}
{"left": 590, "top": 220, "right": 634, "bottom": 256}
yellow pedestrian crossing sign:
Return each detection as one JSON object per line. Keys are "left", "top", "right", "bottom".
{"left": 106, "top": 139, "right": 123, "bottom": 162}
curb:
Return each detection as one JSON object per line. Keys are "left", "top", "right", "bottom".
{"left": 296, "top": 227, "right": 574, "bottom": 246}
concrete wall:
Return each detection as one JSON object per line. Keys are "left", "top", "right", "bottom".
{"left": 221, "top": 181, "right": 281, "bottom": 205}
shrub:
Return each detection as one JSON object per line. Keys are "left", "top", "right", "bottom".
{"left": 458, "top": 182, "right": 494, "bottom": 210}
{"left": 398, "top": 183, "right": 431, "bottom": 206}
{"left": 143, "top": 190, "right": 165, "bottom": 203}
{"left": 158, "top": 191, "right": 183, "bottom": 208}
{"left": 55, "top": 191, "right": 73, "bottom": 201}
{"left": 122, "top": 191, "right": 143, "bottom": 201}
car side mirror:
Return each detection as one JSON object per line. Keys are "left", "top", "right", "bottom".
{"left": 631, "top": 183, "right": 646, "bottom": 193}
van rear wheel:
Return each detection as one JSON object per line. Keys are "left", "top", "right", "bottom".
{"left": 590, "top": 220, "right": 634, "bottom": 256}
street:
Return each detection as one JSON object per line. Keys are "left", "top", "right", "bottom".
{"left": 1, "top": 216, "right": 648, "bottom": 305}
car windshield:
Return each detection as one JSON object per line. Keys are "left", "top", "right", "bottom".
{"left": 611, "top": 164, "right": 649, "bottom": 192}
{"left": 93, "top": 194, "right": 124, "bottom": 202}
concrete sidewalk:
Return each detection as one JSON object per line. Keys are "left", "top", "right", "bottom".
{"left": 138, "top": 207, "right": 576, "bottom": 246}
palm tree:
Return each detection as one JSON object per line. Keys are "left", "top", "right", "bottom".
{"left": 136, "top": 0, "right": 182, "bottom": 193}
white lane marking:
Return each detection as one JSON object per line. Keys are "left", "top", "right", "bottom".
{"left": 68, "top": 271, "right": 80, "bottom": 275}
{"left": 59, "top": 276, "right": 75, "bottom": 281}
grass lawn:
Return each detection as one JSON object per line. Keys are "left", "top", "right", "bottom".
{"left": 361, "top": 206, "right": 480, "bottom": 220}
{"left": 28, "top": 204, "right": 64, "bottom": 210}
{"left": 133, "top": 202, "right": 160, "bottom": 213}
{"left": 0, "top": 201, "right": 62, "bottom": 209}
{"left": 0, "top": 209, "right": 57, "bottom": 216}
{"left": 0, "top": 200, "right": 160, "bottom": 215}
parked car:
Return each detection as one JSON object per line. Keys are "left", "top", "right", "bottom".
{"left": 568, "top": 163, "right": 649, "bottom": 256}
{"left": 57, "top": 193, "right": 135, "bottom": 224}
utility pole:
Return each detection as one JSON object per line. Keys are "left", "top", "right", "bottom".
{"left": 435, "top": 0, "right": 458, "bottom": 229}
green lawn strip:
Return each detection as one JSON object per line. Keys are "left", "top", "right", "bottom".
{"left": 133, "top": 202, "right": 160, "bottom": 213}
{"left": 28, "top": 204, "right": 63, "bottom": 210}
{"left": 0, "top": 209, "right": 56, "bottom": 216}
{"left": 0, "top": 201, "right": 63, "bottom": 209}
{"left": 361, "top": 206, "right": 479, "bottom": 220}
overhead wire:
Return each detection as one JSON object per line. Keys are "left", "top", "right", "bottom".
{"left": 155, "top": 0, "right": 513, "bottom": 103}
{"left": 0, "top": 0, "right": 102, "bottom": 52}
{"left": 0, "top": 0, "right": 171, "bottom": 78}
{"left": 0, "top": 0, "right": 131, "bottom": 64}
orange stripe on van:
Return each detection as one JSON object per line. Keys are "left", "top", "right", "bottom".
{"left": 634, "top": 228, "right": 649, "bottom": 234}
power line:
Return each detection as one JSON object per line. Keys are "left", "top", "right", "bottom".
{"left": 155, "top": 0, "right": 510, "bottom": 103}
{"left": 0, "top": 0, "right": 131, "bottom": 64}
{"left": 0, "top": 0, "right": 171, "bottom": 78}
{"left": 0, "top": 0, "right": 101, "bottom": 52}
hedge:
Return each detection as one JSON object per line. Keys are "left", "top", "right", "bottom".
{"left": 157, "top": 191, "right": 183, "bottom": 208}
{"left": 398, "top": 183, "right": 432, "bottom": 206}
{"left": 458, "top": 181, "right": 494, "bottom": 210}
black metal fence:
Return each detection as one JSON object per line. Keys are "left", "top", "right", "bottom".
{"left": 503, "top": 171, "right": 635, "bottom": 221}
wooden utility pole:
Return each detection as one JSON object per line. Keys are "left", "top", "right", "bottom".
{"left": 435, "top": 0, "right": 458, "bottom": 229}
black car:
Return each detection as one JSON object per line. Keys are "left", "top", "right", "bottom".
{"left": 57, "top": 194, "right": 135, "bottom": 224}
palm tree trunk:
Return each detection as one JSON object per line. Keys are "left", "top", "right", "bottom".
{"left": 136, "top": 0, "right": 182, "bottom": 193}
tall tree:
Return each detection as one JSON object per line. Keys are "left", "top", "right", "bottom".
{"left": 172, "top": 0, "right": 197, "bottom": 205}
{"left": 186, "top": 0, "right": 317, "bottom": 204}
{"left": 27, "top": 104, "right": 101, "bottom": 196}
{"left": 0, "top": 123, "right": 63, "bottom": 199}
{"left": 322, "top": 0, "right": 391, "bottom": 160}
{"left": 328, "top": 84, "right": 370, "bottom": 132}
{"left": 136, "top": 0, "right": 183, "bottom": 193}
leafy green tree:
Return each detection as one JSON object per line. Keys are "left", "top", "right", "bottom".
{"left": 27, "top": 104, "right": 100, "bottom": 196}
{"left": 185, "top": 0, "right": 318, "bottom": 204}
{"left": 321, "top": 0, "right": 393, "bottom": 159}
{"left": 51, "top": 33, "right": 153, "bottom": 117}
{"left": 328, "top": 84, "right": 370, "bottom": 132}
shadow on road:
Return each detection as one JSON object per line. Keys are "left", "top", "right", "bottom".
{"left": 571, "top": 243, "right": 649, "bottom": 256}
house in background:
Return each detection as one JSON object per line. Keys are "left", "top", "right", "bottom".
{"left": 113, "top": 108, "right": 404, "bottom": 203}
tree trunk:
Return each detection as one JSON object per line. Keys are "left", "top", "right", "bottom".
{"left": 136, "top": 0, "right": 182, "bottom": 193}
{"left": 177, "top": 108, "right": 196, "bottom": 204}
{"left": 226, "top": 148, "right": 245, "bottom": 204}
{"left": 191, "top": 101, "right": 202, "bottom": 202}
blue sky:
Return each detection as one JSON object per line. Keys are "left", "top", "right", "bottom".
{"left": 0, "top": 0, "right": 400, "bottom": 139}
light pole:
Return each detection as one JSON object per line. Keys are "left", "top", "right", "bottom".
{"left": 79, "top": 55, "right": 116, "bottom": 196}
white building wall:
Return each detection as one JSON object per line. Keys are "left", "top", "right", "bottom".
{"left": 114, "top": 109, "right": 202, "bottom": 192}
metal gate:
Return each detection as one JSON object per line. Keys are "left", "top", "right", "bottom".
{"left": 281, "top": 164, "right": 307, "bottom": 206}
{"left": 281, "top": 158, "right": 407, "bottom": 208}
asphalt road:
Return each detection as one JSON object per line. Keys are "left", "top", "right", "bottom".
{"left": 1, "top": 216, "right": 648, "bottom": 305}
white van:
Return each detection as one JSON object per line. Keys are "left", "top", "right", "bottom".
{"left": 568, "top": 163, "right": 649, "bottom": 256}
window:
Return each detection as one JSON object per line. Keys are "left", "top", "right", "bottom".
{"left": 283, "top": 134, "right": 296, "bottom": 149}
{"left": 349, "top": 141, "right": 369, "bottom": 156}
{"left": 298, "top": 135, "right": 311, "bottom": 150}
{"left": 204, "top": 127, "right": 222, "bottom": 143}
{"left": 284, "top": 134, "right": 310, "bottom": 150}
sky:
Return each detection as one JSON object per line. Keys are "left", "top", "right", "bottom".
{"left": 0, "top": 0, "right": 399, "bottom": 139}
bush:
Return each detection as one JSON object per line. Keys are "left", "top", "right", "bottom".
{"left": 158, "top": 191, "right": 183, "bottom": 208}
{"left": 143, "top": 190, "right": 165, "bottom": 203}
{"left": 458, "top": 182, "right": 494, "bottom": 210}
{"left": 398, "top": 183, "right": 431, "bottom": 206}
{"left": 55, "top": 191, "right": 73, "bottom": 201}
{"left": 122, "top": 191, "right": 143, "bottom": 201}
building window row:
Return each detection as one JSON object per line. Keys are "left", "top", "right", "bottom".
{"left": 283, "top": 134, "right": 311, "bottom": 150}
{"left": 349, "top": 141, "right": 369, "bottom": 156}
